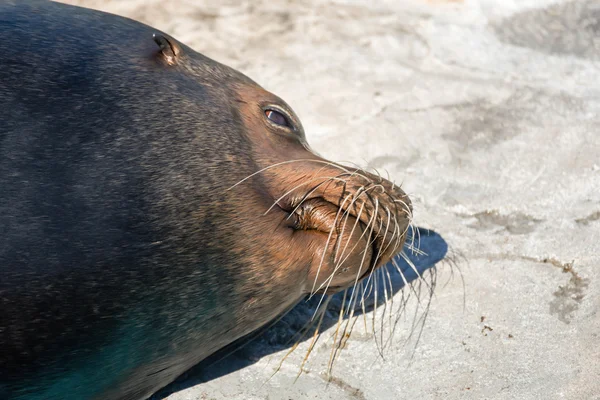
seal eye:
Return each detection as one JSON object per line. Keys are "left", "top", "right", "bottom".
{"left": 265, "top": 109, "right": 289, "bottom": 127}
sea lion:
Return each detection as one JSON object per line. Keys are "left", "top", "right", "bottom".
{"left": 0, "top": 1, "right": 412, "bottom": 399}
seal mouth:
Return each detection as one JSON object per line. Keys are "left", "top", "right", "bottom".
{"left": 285, "top": 192, "right": 409, "bottom": 294}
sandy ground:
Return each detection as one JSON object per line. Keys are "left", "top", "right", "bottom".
{"left": 57, "top": 1, "right": 600, "bottom": 399}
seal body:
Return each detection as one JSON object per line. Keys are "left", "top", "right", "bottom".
{"left": 0, "top": 2, "right": 412, "bottom": 399}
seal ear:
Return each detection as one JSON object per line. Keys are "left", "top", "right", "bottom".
{"left": 153, "top": 34, "right": 180, "bottom": 65}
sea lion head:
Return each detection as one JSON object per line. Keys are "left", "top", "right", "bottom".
{"left": 230, "top": 84, "right": 413, "bottom": 296}
{"left": 152, "top": 36, "right": 412, "bottom": 300}
{"left": 150, "top": 34, "right": 411, "bottom": 310}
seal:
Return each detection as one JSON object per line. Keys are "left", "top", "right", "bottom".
{"left": 0, "top": 1, "right": 412, "bottom": 399}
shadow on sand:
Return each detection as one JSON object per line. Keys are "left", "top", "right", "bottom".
{"left": 151, "top": 227, "right": 448, "bottom": 399}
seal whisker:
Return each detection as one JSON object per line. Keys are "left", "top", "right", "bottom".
{"left": 390, "top": 280, "right": 412, "bottom": 330}
{"left": 371, "top": 269, "right": 386, "bottom": 360}
{"left": 329, "top": 285, "right": 361, "bottom": 376}
{"left": 338, "top": 299, "right": 360, "bottom": 350}
{"left": 373, "top": 203, "right": 393, "bottom": 263}
{"left": 329, "top": 183, "right": 383, "bottom": 270}
{"left": 391, "top": 257, "right": 430, "bottom": 310}
{"left": 295, "top": 296, "right": 331, "bottom": 381}
{"left": 402, "top": 222, "right": 419, "bottom": 255}
{"left": 392, "top": 197, "right": 412, "bottom": 210}
{"left": 356, "top": 197, "right": 382, "bottom": 295}
{"left": 380, "top": 266, "right": 395, "bottom": 351}
{"left": 391, "top": 257, "right": 411, "bottom": 288}
{"left": 331, "top": 184, "right": 366, "bottom": 264}
{"left": 227, "top": 159, "right": 354, "bottom": 191}
{"left": 378, "top": 268, "right": 391, "bottom": 351}
{"left": 326, "top": 289, "right": 348, "bottom": 377}
{"left": 403, "top": 242, "right": 427, "bottom": 256}
{"left": 323, "top": 200, "right": 374, "bottom": 309}
{"left": 288, "top": 170, "right": 360, "bottom": 219}
{"left": 395, "top": 284, "right": 414, "bottom": 325}
{"left": 309, "top": 192, "right": 355, "bottom": 299}
{"left": 361, "top": 270, "right": 376, "bottom": 306}
{"left": 383, "top": 168, "right": 391, "bottom": 183}
{"left": 384, "top": 264, "right": 410, "bottom": 351}
{"left": 310, "top": 189, "right": 388, "bottom": 322}
{"left": 311, "top": 194, "right": 378, "bottom": 298}
{"left": 373, "top": 206, "right": 395, "bottom": 260}
{"left": 388, "top": 205, "right": 400, "bottom": 246}
{"left": 372, "top": 167, "right": 384, "bottom": 184}
{"left": 329, "top": 160, "right": 378, "bottom": 180}
{"left": 394, "top": 214, "right": 406, "bottom": 256}
{"left": 335, "top": 200, "right": 367, "bottom": 266}
{"left": 268, "top": 296, "right": 331, "bottom": 382}
{"left": 381, "top": 264, "right": 396, "bottom": 349}
{"left": 265, "top": 175, "right": 350, "bottom": 216}
{"left": 331, "top": 197, "right": 379, "bottom": 307}
{"left": 413, "top": 224, "right": 422, "bottom": 253}
{"left": 394, "top": 222, "right": 410, "bottom": 264}
{"left": 399, "top": 250, "right": 436, "bottom": 297}
{"left": 390, "top": 257, "right": 434, "bottom": 335}
{"left": 334, "top": 182, "right": 377, "bottom": 237}
{"left": 327, "top": 215, "right": 375, "bottom": 313}
{"left": 402, "top": 272, "right": 436, "bottom": 362}
{"left": 356, "top": 200, "right": 385, "bottom": 350}
{"left": 360, "top": 282, "right": 370, "bottom": 338}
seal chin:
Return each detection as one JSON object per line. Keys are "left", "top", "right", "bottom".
{"left": 315, "top": 231, "right": 391, "bottom": 295}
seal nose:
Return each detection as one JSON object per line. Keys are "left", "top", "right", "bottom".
{"left": 356, "top": 168, "right": 412, "bottom": 219}
{"left": 360, "top": 169, "right": 412, "bottom": 210}
{"left": 391, "top": 184, "right": 413, "bottom": 224}
{"left": 349, "top": 169, "right": 412, "bottom": 270}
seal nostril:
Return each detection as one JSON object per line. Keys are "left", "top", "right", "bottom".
{"left": 291, "top": 211, "right": 304, "bottom": 231}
